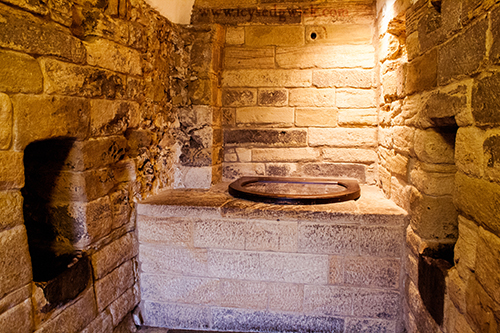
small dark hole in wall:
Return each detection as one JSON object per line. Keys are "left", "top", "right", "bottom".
{"left": 310, "top": 32, "right": 317, "bottom": 40}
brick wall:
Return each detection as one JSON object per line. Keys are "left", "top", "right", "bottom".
{"left": 193, "top": 0, "right": 379, "bottom": 184}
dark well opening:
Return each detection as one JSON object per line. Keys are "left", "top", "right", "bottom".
{"left": 22, "top": 138, "right": 91, "bottom": 311}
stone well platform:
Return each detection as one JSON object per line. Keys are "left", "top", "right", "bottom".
{"left": 136, "top": 183, "right": 408, "bottom": 333}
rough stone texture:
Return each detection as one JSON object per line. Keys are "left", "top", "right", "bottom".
{"left": 0, "top": 93, "right": 12, "bottom": 150}
{"left": 345, "top": 318, "right": 396, "bottom": 333}
{"left": 268, "top": 283, "right": 303, "bottom": 312}
{"left": 0, "top": 50, "right": 42, "bottom": 93}
{"left": 226, "top": 27, "right": 244, "bottom": 45}
{"left": 276, "top": 45, "right": 375, "bottom": 69}
{"left": 472, "top": 71, "right": 500, "bottom": 126}
{"left": 438, "top": 17, "right": 488, "bottom": 85}
{"left": 142, "top": 301, "right": 210, "bottom": 330}
{"left": 91, "top": 99, "right": 140, "bottom": 137}
{"left": 208, "top": 250, "right": 261, "bottom": 281}
{"left": 194, "top": 219, "right": 246, "bottom": 250}
{"left": 224, "top": 47, "right": 275, "bottom": 69}
{"left": 322, "top": 148, "right": 377, "bottom": 163}
{"left": 220, "top": 280, "right": 267, "bottom": 309}
{"left": 222, "top": 88, "right": 257, "bottom": 107}
{"left": 0, "top": 298, "right": 33, "bottom": 333}
{"left": 0, "top": 151, "right": 24, "bottom": 191}
{"left": 302, "top": 163, "right": 367, "bottom": 182}
{"left": 414, "top": 129, "right": 455, "bottom": 164}
{"left": 91, "top": 232, "right": 138, "bottom": 279}
{"left": 0, "top": 191, "right": 23, "bottom": 231}
{"left": 95, "top": 260, "right": 135, "bottom": 312}
{"left": 222, "top": 69, "right": 312, "bottom": 88}
{"left": 298, "top": 223, "right": 358, "bottom": 255}
{"left": 258, "top": 88, "right": 288, "bottom": 106}
{"left": 224, "top": 129, "right": 307, "bottom": 147}
{"left": 11, "top": 94, "right": 90, "bottom": 149}
{"left": 410, "top": 193, "right": 458, "bottom": 240}
{"left": 245, "top": 25, "right": 304, "bottom": 47}
{"left": 304, "top": 285, "right": 352, "bottom": 316}
{"left": 336, "top": 89, "right": 376, "bottom": 108}
{"left": 137, "top": 217, "right": 192, "bottom": 247}
{"left": 338, "top": 109, "right": 377, "bottom": 126}
{"left": 80, "top": 310, "right": 113, "bottom": 333}
{"left": 344, "top": 258, "right": 400, "bottom": 289}
{"left": 295, "top": 108, "right": 338, "bottom": 127}
{"left": 306, "top": 24, "right": 373, "bottom": 45}
{"left": 455, "top": 126, "right": 485, "bottom": 177}
{"left": 289, "top": 88, "right": 336, "bottom": 107}
{"left": 309, "top": 128, "right": 377, "bottom": 148}
{"left": 85, "top": 38, "right": 142, "bottom": 75}
{"left": 406, "top": 48, "right": 437, "bottom": 95}
{"left": 236, "top": 107, "right": 294, "bottom": 125}
{"left": 252, "top": 148, "right": 319, "bottom": 163}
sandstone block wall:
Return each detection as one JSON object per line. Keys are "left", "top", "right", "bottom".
{"left": 193, "top": 0, "right": 379, "bottom": 184}
{"left": 377, "top": 0, "right": 500, "bottom": 332}
{"left": 0, "top": 0, "right": 205, "bottom": 331}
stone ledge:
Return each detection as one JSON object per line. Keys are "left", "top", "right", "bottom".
{"left": 137, "top": 182, "right": 407, "bottom": 225}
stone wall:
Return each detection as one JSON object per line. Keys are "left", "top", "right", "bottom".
{"left": 192, "top": 0, "right": 379, "bottom": 184}
{"left": 378, "top": 0, "right": 500, "bottom": 332}
{"left": 0, "top": 0, "right": 198, "bottom": 331}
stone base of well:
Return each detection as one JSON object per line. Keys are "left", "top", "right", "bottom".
{"left": 136, "top": 183, "right": 408, "bottom": 333}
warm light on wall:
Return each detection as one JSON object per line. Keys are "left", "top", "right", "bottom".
{"left": 145, "top": 0, "right": 195, "bottom": 24}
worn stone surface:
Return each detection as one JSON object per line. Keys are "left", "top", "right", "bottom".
{"left": 0, "top": 3, "right": 86, "bottom": 63}
{"left": 142, "top": 301, "right": 210, "bottom": 329}
{"left": 92, "top": 232, "right": 138, "bottom": 279}
{"left": 222, "top": 88, "right": 257, "bottom": 107}
{"left": 345, "top": 318, "right": 396, "bottom": 333}
{"left": 85, "top": 38, "right": 142, "bottom": 75}
{"left": 295, "top": 107, "right": 338, "bottom": 127}
{"left": 220, "top": 279, "right": 267, "bottom": 309}
{"left": 194, "top": 219, "right": 246, "bottom": 250}
{"left": 12, "top": 94, "right": 90, "bottom": 149}
{"left": 455, "top": 126, "right": 485, "bottom": 177}
{"left": 224, "top": 129, "right": 307, "bottom": 147}
{"left": 359, "top": 226, "right": 403, "bottom": 257}
{"left": 0, "top": 50, "right": 42, "bottom": 93}
{"left": 0, "top": 191, "right": 23, "bottom": 231}
{"left": 80, "top": 309, "right": 113, "bottom": 333}
{"left": 261, "top": 252, "right": 328, "bottom": 284}
{"left": 223, "top": 69, "right": 312, "bottom": 88}
{"left": 306, "top": 24, "right": 372, "bottom": 45}
{"left": 252, "top": 148, "right": 319, "bottom": 163}
{"left": 344, "top": 257, "right": 400, "bottom": 289}
{"left": 0, "top": 93, "right": 12, "bottom": 150}
{"left": 224, "top": 47, "right": 274, "bottom": 69}
{"left": 338, "top": 109, "right": 377, "bottom": 126}
{"left": 472, "top": 72, "right": 500, "bottom": 126}
{"left": 226, "top": 27, "right": 244, "bottom": 45}
{"left": 208, "top": 250, "right": 261, "bottom": 281}
{"left": 304, "top": 285, "right": 352, "bottom": 316}
{"left": 276, "top": 45, "right": 375, "bottom": 69}
{"left": 258, "top": 88, "right": 288, "bottom": 106}
{"left": 322, "top": 148, "right": 377, "bottom": 163}
{"left": 90, "top": 99, "right": 140, "bottom": 137}
{"left": 414, "top": 128, "right": 455, "bottom": 164}
{"left": 406, "top": 48, "right": 437, "bottom": 95}
{"left": 236, "top": 107, "right": 294, "bottom": 125}
{"left": 245, "top": 25, "right": 304, "bottom": 47}
{"left": 298, "top": 223, "right": 358, "bottom": 255}
{"left": 302, "top": 163, "right": 366, "bottom": 182}
{"left": 0, "top": 298, "right": 33, "bottom": 333}
{"left": 268, "top": 282, "right": 303, "bottom": 312}
{"left": 289, "top": 88, "right": 336, "bottom": 107}
{"left": 95, "top": 260, "right": 135, "bottom": 311}
{"left": 309, "top": 128, "right": 377, "bottom": 148}
{"left": 475, "top": 227, "right": 500, "bottom": 306}
{"left": 410, "top": 193, "right": 458, "bottom": 240}
{"left": 0, "top": 152, "right": 24, "bottom": 191}
{"left": 138, "top": 217, "right": 192, "bottom": 247}
{"left": 139, "top": 244, "right": 208, "bottom": 277}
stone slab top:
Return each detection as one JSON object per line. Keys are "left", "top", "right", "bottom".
{"left": 137, "top": 182, "right": 407, "bottom": 225}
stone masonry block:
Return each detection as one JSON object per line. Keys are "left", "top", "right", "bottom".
{"left": 71, "top": 6, "right": 128, "bottom": 45}
{"left": 0, "top": 298, "right": 32, "bottom": 333}
{"left": 329, "top": 256, "right": 343, "bottom": 285}
{"left": 454, "top": 215, "right": 478, "bottom": 279}
{"left": 40, "top": 58, "right": 126, "bottom": 99}
{"left": 352, "top": 289, "right": 400, "bottom": 320}
{"left": 236, "top": 107, "right": 294, "bottom": 125}
{"left": 80, "top": 308, "right": 112, "bottom": 333}
{"left": 142, "top": 301, "right": 210, "bottom": 330}
{"left": 406, "top": 48, "right": 437, "bottom": 95}
{"left": 472, "top": 72, "right": 500, "bottom": 126}
{"left": 306, "top": 24, "right": 373, "bottom": 45}
{"left": 0, "top": 152, "right": 24, "bottom": 191}
{"left": 0, "top": 191, "right": 23, "bottom": 231}
{"left": 12, "top": 94, "right": 90, "bottom": 150}
{"left": 110, "top": 188, "right": 131, "bottom": 229}
{"left": 455, "top": 172, "right": 500, "bottom": 236}
{"left": 220, "top": 279, "right": 267, "bottom": 309}
{"left": 455, "top": 127, "right": 485, "bottom": 177}
{"left": 64, "top": 136, "right": 127, "bottom": 172}
{"left": 141, "top": 274, "right": 219, "bottom": 305}
{"left": 277, "top": 45, "right": 375, "bottom": 69}
{"left": 0, "top": 93, "right": 12, "bottom": 149}
{"left": 295, "top": 108, "right": 337, "bottom": 127}
{"left": 268, "top": 282, "right": 303, "bottom": 312}
{"left": 224, "top": 47, "right": 274, "bottom": 69}
{"left": 344, "top": 257, "right": 400, "bottom": 289}
{"left": 475, "top": 228, "right": 500, "bottom": 305}
{"left": 289, "top": 88, "right": 336, "bottom": 107}
{"left": 491, "top": 5, "right": 500, "bottom": 65}
{"left": 338, "top": 109, "right": 377, "bottom": 126}
{"left": 0, "top": 50, "right": 42, "bottom": 93}
{"left": 252, "top": 148, "right": 319, "bottom": 163}
{"left": 336, "top": 89, "right": 376, "bottom": 108}
{"left": 410, "top": 167, "right": 455, "bottom": 196}
{"left": 246, "top": 221, "right": 298, "bottom": 252}
{"left": 0, "top": 3, "right": 85, "bottom": 63}
{"left": 304, "top": 285, "right": 352, "bottom": 316}
{"left": 261, "top": 252, "right": 328, "bottom": 284}
{"left": 302, "top": 163, "right": 366, "bottom": 182}
{"left": 138, "top": 217, "right": 193, "bottom": 247}
{"left": 208, "top": 249, "right": 261, "bottom": 280}
{"left": 91, "top": 232, "right": 138, "bottom": 279}
{"left": 359, "top": 226, "right": 403, "bottom": 257}
{"left": 345, "top": 318, "right": 396, "bottom": 333}
{"left": 108, "top": 285, "right": 139, "bottom": 326}
{"left": 194, "top": 219, "right": 246, "bottom": 250}
{"left": 298, "top": 223, "right": 359, "bottom": 255}
{"left": 484, "top": 131, "right": 500, "bottom": 182}
{"left": 222, "top": 69, "right": 312, "bottom": 88}
{"left": 258, "top": 89, "right": 288, "bottom": 106}
{"left": 322, "top": 148, "right": 377, "bottom": 163}
{"left": 139, "top": 244, "right": 208, "bottom": 277}
{"left": 95, "top": 260, "right": 135, "bottom": 311}
{"left": 90, "top": 99, "right": 140, "bottom": 137}
{"left": 222, "top": 88, "right": 257, "bottom": 107}
{"left": 224, "top": 129, "right": 307, "bottom": 147}
{"left": 226, "top": 27, "right": 245, "bottom": 45}
{"left": 0, "top": 225, "right": 32, "bottom": 299}
{"left": 245, "top": 25, "right": 304, "bottom": 47}
{"left": 35, "top": 287, "right": 96, "bottom": 333}
{"left": 309, "top": 128, "right": 377, "bottom": 148}
{"left": 414, "top": 129, "right": 455, "bottom": 165}
{"left": 438, "top": 17, "right": 487, "bottom": 85}
{"left": 313, "top": 69, "right": 373, "bottom": 88}
{"left": 410, "top": 193, "right": 458, "bottom": 240}
{"left": 85, "top": 38, "right": 142, "bottom": 75}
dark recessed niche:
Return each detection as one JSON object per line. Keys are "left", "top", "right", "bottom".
{"left": 310, "top": 32, "right": 317, "bottom": 40}
{"left": 23, "top": 138, "right": 91, "bottom": 310}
